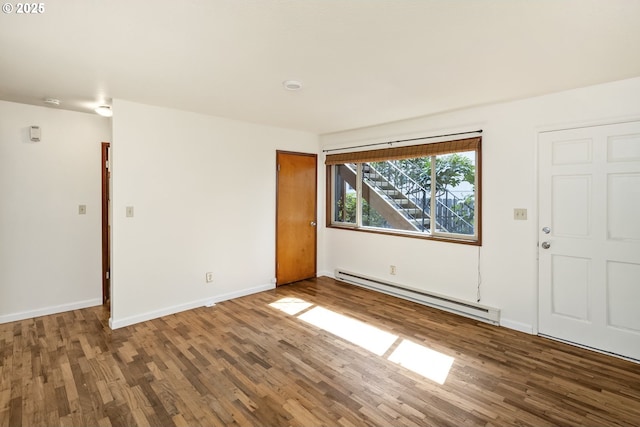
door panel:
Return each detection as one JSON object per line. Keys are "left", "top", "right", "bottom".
{"left": 539, "top": 121, "right": 640, "bottom": 361}
{"left": 607, "top": 261, "right": 640, "bottom": 332}
{"left": 551, "top": 255, "right": 590, "bottom": 321}
{"left": 608, "top": 173, "right": 640, "bottom": 240}
{"left": 552, "top": 175, "right": 591, "bottom": 237}
{"left": 276, "top": 151, "right": 317, "bottom": 286}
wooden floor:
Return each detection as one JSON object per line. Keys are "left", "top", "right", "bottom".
{"left": 1, "top": 277, "right": 639, "bottom": 427}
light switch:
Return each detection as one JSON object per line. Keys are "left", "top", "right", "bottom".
{"left": 126, "top": 206, "right": 134, "bottom": 217}
{"left": 78, "top": 205, "right": 86, "bottom": 215}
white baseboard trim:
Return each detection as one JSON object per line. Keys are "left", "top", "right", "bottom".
{"left": 317, "top": 270, "right": 333, "bottom": 278}
{"left": 109, "top": 283, "right": 274, "bottom": 330}
{"left": 500, "top": 318, "right": 533, "bottom": 334}
{"left": 0, "top": 298, "right": 102, "bottom": 324}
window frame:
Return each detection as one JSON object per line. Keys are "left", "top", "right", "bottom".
{"left": 325, "top": 137, "right": 482, "bottom": 246}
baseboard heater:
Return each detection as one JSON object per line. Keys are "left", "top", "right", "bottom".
{"left": 334, "top": 269, "right": 500, "bottom": 325}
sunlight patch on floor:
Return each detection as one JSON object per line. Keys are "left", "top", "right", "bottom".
{"left": 298, "top": 306, "right": 397, "bottom": 356}
{"left": 269, "top": 297, "right": 313, "bottom": 315}
{"left": 269, "top": 297, "right": 454, "bottom": 384}
{"left": 388, "top": 339, "right": 454, "bottom": 385}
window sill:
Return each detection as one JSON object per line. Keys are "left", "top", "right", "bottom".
{"left": 327, "top": 223, "right": 481, "bottom": 246}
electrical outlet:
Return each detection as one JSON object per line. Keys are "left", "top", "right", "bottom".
{"left": 205, "top": 272, "right": 214, "bottom": 283}
{"left": 390, "top": 265, "right": 397, "bottom": 275}
{"left": 514, "top": 208, "right": 527, "bottom": 220}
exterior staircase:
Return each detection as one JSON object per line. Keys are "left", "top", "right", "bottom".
{"left": 344, "top": 161, "right": 474, "bottom": 234}
{"left": 360, "top": 164, "right": 430, "bottom": 231}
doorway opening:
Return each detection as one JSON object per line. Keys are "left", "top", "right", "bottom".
{"left": 101, "top": 142, "right": 111, "bottom": 309}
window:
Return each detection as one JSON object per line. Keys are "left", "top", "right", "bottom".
{"left": 327, "top": 137, "right": 481, "bottom": 244}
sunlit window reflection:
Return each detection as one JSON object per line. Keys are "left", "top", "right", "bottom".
{"left": 269, "top": 297, "right": 454, "bottom": 384}
{"left": 298, "top": 306, "right": 397, "bottom": 356}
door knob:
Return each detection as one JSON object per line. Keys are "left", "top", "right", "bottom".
{"left": 542, "top": 226, "right": 551, "bottom": 234}
{"left": 310, "top": 221, "right": 317, "bottom": 227}
{"left": 541, "top": 241, "right": 551, "bottom": 249}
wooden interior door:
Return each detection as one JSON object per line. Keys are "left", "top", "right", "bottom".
{"left": 101, "top": 142, "right": 111, "bottom": 307}
{"left": 276, "top": 151, "right": 317, "bottom": 286}
{"left": 538, "top": 121, "right": 640, "bottom": 360}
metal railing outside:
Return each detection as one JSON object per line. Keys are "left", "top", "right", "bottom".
{"left": 367, "top": 160, "right": 474, "bottom": 234}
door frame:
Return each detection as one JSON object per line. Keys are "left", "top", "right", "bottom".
{"left": 275, "top": 150, "right": 318, "bottom": 286}
{"left": 101, "top": 142, "right": 110, "bottom": 306}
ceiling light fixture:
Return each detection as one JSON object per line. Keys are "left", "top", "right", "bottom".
{"left": 95, "top": 105, "right": 113, "bottom": 117}
{"left": 283, "top": 80, "right": 303, "bottom": 91}
{"left": 44, "top": 98, "right": 61, "bottom": 106}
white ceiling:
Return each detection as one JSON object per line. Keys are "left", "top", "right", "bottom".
{"left": 1, "top": 0, "right": 639, "bottom": 134}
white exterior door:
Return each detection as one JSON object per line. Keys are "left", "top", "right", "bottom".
{"left": 538, "top": 121, "right": 640, "bottom": 361}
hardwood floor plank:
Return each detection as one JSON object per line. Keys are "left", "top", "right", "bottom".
{"left": 96, "top": 415, "right": 112, "bottom": 427}
{"left": 1, "top": 277, "right": 639, "bottom": 426}
{"left": 135, "top": 380, "right": 174, "bottom": 427}
{"left": 7, "top": 397, "right": 20, "bottom": 427}
{"left": 283, "top": 397, "right": 324, "bottom": 427}
{"left": 170, "top": 413, "right": 188, "bottom": 427}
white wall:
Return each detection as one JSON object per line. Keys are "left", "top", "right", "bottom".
{"left": 110, "top": 99, "right": 318, "bottom": 328}
{"left": 4, "top": 78, "right": 637, "bottom": 332}
{"left": 320, "top": 77, "right": 640, "bottom": 333}
{"left": 0, "top": 101, "right": 111, "bottom": 323}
